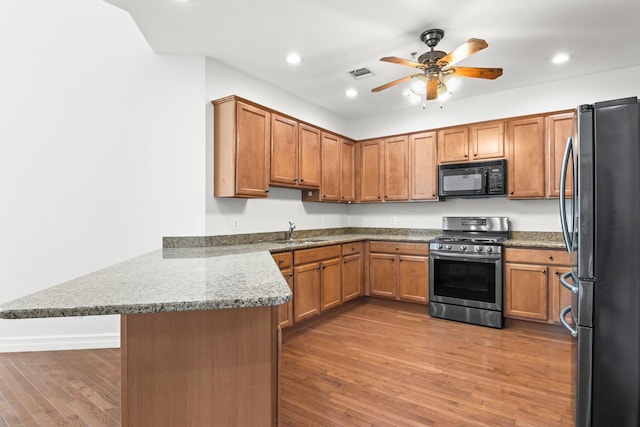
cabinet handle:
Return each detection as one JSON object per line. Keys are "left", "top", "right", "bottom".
{"left": 265, "top": 190, "right": 270, "bottom": 193}
{"left": 279, "top": 259, "right": 284, "bottom": 264}
{"left": 322, "top": 195, "right": 326, "bottom": 198}
{"left": 300, "top": 178, "right": 304, "bottom": 182}
{"left": 541, "top": 269, "right": 546, "bottom": 274}
{"left": 399, "top": 259, "right": 404, "bottom": 262}
{"left": 432, "top": 194, "right": 436, "bottom": 197}
{"left": 510, "top": 191, "right": 514, "bottom": 195}
{"left": 464, "top": 154, "right": 468, "bottom": 158}
{"left": 395, "top": 246, "right": 399, "bottom": 250}
{"left": 377, "top": 195, "right": 381, "bottom": 199}
{"left": 288, "top": 274, "right": 293, "bottom": 279}
{"left": 548, "top": 255, "right": 553, "bottom": 260}
{"left": 351, "top": 247, "right": 355, "bottom": 251}
{"left": 342, "top": 196, "right": 345, "bottom": 199}
{"left": 316, "top": 267, "right": 321, "bottom": 271}
{"left": 555, "top": 271, "right": 560, "bottom": 275}
{"left": 473, "top": 153, "right": 477, "bottom": 157}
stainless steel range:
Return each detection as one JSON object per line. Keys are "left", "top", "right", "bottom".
{"left": 429, "top": 216, "right": 509, "bottom": 329}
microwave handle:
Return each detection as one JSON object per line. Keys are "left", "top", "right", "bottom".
{"left": 559, "top": 136, "right": 573, "bottom": 253}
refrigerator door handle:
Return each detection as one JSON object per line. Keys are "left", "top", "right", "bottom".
{"left": 560, "top": 305, "right": 578, "bottom": 337}
{"left": 560, "top": 270, "right": 578, "bottom": 293}
{"left": 559, "top": 136, "right": 574, "bottom": 253}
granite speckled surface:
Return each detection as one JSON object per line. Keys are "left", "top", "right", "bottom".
{"left": 0, "top": 228, "right": 564, "bottom": 320}
{"left": 0, "top": 250, "right": 291, "bottom": 319}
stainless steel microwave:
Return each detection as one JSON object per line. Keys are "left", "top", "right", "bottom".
{"left": 438, "top": 159, "right": 507, "bottom": 199}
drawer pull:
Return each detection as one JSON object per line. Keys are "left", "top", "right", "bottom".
{"left": 541, "top": 269, "right": 546, "bottom": 274}
{"left": 548, "top": 255, "right": 553, "bottom": 260}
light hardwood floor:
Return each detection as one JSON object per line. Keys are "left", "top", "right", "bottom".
{"left": 0, "top": 299, "right": 576, "bottom": 426}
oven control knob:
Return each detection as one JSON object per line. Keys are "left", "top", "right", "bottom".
{"left": 461, "top": 245, "right": 467, "bottom": 251}
{"left": 446, "top": 244, "right": 452, "bottom": 250}
{"left": 486, "top": 247, "right": 493, "bottom": 253}
{"left": 475, "top": 246, "right": 483, "bottom": 252}
{"left": 437, "top": 244, "right": 443, "bottom": 249}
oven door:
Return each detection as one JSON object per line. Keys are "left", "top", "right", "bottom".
{"left": 429, "top": 251, "right": 502, "bottom": 311}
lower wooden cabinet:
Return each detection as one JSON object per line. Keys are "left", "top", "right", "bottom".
{"left": 293, "top": 245, "right": 342, "bottom": 322}
{"left": 504, "top": 248, "right": 571, "bottom": 324}
{"left": 272, "top": 252, "right": 294, "bottom": 329}
{"left": 342, "top": 242, "right": 363, "bottom": 302}
{"left": 368, "top": 241, "right": 429, "bottom": 304}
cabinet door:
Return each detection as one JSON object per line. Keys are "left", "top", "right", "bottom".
{"left": 409, "top": 131, "right": 438, "bottom": 200}
{"left": 470, "top": 121, "right": 505, "bottom": 160}
{"left": 342, "top": 253, "right": 363, "bottom": 302}
{"left": 320, "top": 133, "right": 341, "bottom": 201}
{"left": 369, "top": 253, "right": 397, "bottom": 298}
{"left": 235, "top": 102, "right": 271, "bottom": 196}
{"left": 437, "top": 127, "right": 469, "bottom": 163}
{"left": 546, "top": 112, "right": 575, "bottom": 198}
{"left": 549, "top": 266, "right": 573, "bottom": 324}
{"left": 507, "top": 116, "right": 545, "bottom": 199}
{"left": 360, "top": 140, "right": 384, "bottom": 202}
{"left": 270, "top": 114, "right": 298, "bottom": 186}
{"left": 341, "top": 139, "right": 356, "bottom": 202}
{"left": 397, "top": 255, "right": 429, "bottom": 303}
{"left": 298, "top": 124, "right": 321, "bottom": 188}
{"left": 383, "top": 136, "right": 409, "bottom": 201}
{"left": 279, "top": 269, "right": 294, "bottom": 329}
{"left": 321, "top": 258, "right": 342, "bottom": 311}
{"left": 293, "top": 263, "right": 321, "bottom": 322}
{"left": 504, "top": 263, "right": 549, "bottom": 321}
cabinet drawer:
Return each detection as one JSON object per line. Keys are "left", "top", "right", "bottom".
{"left": 369, "top": 241, "right": 429, "bottom": 256}
{"left": 341, "top": 241, "right": 363, "bottom": 256}
{"left": 504, "top": 248, "right": 570, "bottom": 266}
{"left": 294, "top": 245, "right": 341, "bottom": 265}
{"left": 272, "top": 252, "right": 292, "bottom": 270}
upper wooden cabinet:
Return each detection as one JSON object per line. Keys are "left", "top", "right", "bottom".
{"left": 383, "top": 136, "right": 409, "bottom": 201}
{"left": 213, "top": 97, "right": 271, "bottom": 198}
{"left": 341, "top": 139, "right": 356, "bottom": 202}
{"left": 438, "top": 127, "right": 469, "bottom": 163}
{"left": 359, "top": 139, "right": 384, "bottom": 202}
{"left": 409, "top": 131, "right": 438, "bottom": 200}
{"left": 506, "top": 116, "right": 545, "bottom": 199}
{"left": 438, "top": 121, "right": 505, "bottom": 164}
{"left": 320, "top": 132, "right": 341, "bottom": 201}
{"left": 546, "top": 112, "right": 575, "bottom": 198}
{"left": 270, "top": 115, "right": 320, "bottom": 189}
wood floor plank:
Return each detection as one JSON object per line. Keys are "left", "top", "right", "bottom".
{"left": 0, "top": 299, "right": 576, "bottom": 426}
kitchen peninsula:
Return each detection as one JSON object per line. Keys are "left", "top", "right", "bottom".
{"left": 0, "top": 247, "right": 291, "bottom": 427}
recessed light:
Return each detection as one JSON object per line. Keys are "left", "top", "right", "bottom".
{"left": 286, "top": 53, "right": 301, "bottom": 65}
{"left": 552, "top": 52, "right": 571, "bottom": 64}
{"left": 345, "top": 88, "right": 358, "bottom": 98}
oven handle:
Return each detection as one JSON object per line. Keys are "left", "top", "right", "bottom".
{"left": 430, "top": 251, "right": 502, "bottom": 262}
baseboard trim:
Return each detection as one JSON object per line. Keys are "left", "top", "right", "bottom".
{"left": 0, "top": 333, "right": 120, "bottom": 353}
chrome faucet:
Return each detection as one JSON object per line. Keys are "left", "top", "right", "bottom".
{"left": 287, "top": 221, "right": 296, "bottom": 241}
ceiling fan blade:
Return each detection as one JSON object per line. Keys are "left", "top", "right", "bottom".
{"left": 426, "top": 79, "right": 438, "bottom": 100}
{"left": 380, "top": 56, "right": 425, "bottom": 69}
{"left": 371, "top": 74, "right": 421, "bottom": 92}
{"left": 449, "top": 67, "right": 503, "bottom": 80}
{"left": 438, "top": 38, "right": 488, "bottom": 67}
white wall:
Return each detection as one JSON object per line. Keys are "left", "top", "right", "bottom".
{"left": 204, "top": 58, "right": 350, "bottom": 235}
{"left": 346, "top": 66, "right": 640, "bottom": 231}
{"left": 0, "top": 0, "right": 207, "bottom": 351}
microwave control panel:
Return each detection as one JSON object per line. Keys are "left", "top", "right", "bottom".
{"left": 487, "top": 168, "right": 505, "bottom": 194}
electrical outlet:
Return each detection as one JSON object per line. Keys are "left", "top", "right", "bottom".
{"left": 232, "top": 218, "right": 240, "bottom": 230}
{"left": 391, "top": 216, "right": 397, "bottom": 225}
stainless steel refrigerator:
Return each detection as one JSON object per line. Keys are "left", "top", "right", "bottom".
{"left": 559, "top": 96, "right": 640, "bottom": 426}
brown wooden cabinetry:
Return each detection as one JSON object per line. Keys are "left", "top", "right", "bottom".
{"left": 293, "top": 245, "right": 341, "bottom": 322}
{"left": 359, "top": 139, "right": 384, "bottom": 202}
{"left": 504, "top": 248, "right": 571, "bottom": 323}
{"left": 383, "top": 136, "right": 409, "bottom": 201}
{"left": 438, "top": 122, "right": 504, "bottom": 164}
{"left": 270, "top": 117, "right": 321, "bottom": 189}
{"left": 368, "top": 241, "right": 429, "bottom": 303}
{"left": 272, "top": 252, "right": 294, "bottom": 329}
{"left": 341, "top": 139, "right": 356, "bottom": 202}
{"left": 320, "top": 132, "right": 341, "bottom": 201}
{"left": 213, "top": 97, "right": 270, "bottom": 197}
{"left": 341, "top": 242, "right": 363, "bottom": 301}
{"left": 546, "top": 112, "right": 575, "bottom": 198}
{"left": 506, "top": 116, "right": 545, "bottom": 199}
{"left": 409, "top": 131, "right": 438, "bottom": 200}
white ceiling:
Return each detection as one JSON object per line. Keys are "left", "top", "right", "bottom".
{"left": 105, "top": 0, "right": 640, "bottom": 119}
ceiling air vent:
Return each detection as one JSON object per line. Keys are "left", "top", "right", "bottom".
{"left": 348, "top": 67, "right": 374, "bottom": 79}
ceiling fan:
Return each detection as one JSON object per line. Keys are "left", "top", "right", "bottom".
{"left": 372, "top": 29, "right": 503, "bottom": 101}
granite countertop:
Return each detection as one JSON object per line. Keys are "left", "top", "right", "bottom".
{"left": 0, "top": 229, "right": 564, "bottom": 320}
